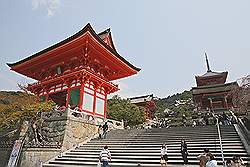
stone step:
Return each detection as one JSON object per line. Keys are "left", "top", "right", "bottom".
{"left": 108, "top": 129, "right": 234, "bottom": 134}
{"left": 103, "top": 133, "right": 239, "bottom": 137}
{"left": 87, "top": 139, "right": 242, "bottom": 144}
{"left": 57, "top": 156, "right": 250, "bottom": 163}
{"left": 43, "top": 160, "right": 206, "bottom": 167}
{"left": 96, "top": 136, "right": 240, "bottom": 141}
{"left": 43, "top": 163, "right": 221, "bottom": 167}
{"left": 43, "top": 125, "right": 249, "bottom": 167}
{"left": 46, "top": 157, "right": 247, "bottom": 165}
{"left": 79, "top": 143, "right": 244, "bottom": 148}
{"left": 111, "top": 131, "right": 236, "bottom": 134}
{"left": 63, "top": 153, "right": 250, "bottom": 159}
{"left": 68, "top": 149, "right": 248, "bottom": 154}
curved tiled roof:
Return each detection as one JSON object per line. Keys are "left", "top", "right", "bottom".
{"left": 200, "top": 71, "right": 225, "bottom": 77}
{"left": 191, "top": 82, "right": 238, "bottom": 95}
{"left": 7, "top": 23, "right": 140, "bottom": 72}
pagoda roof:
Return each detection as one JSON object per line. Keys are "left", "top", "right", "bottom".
{"left": 192, "top": 82, "right": 238, "bottom": 95}
{"left": 195, "top": 71, "right": 228, "bottom": 86}
{"left": 200, "top": 71, "right": 226, "bottom": 77}
{"left": 196, "top": 71, "right": 228, "bottom": 78}
{"left": 7, "top": 23, "right": 140, "bottom": 80}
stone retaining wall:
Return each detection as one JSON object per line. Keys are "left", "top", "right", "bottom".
{"left": 18, "top": 110, "right": 98, "bottom": 167}
{"left": 19, "top": 148, "right": 61, "bottom": 167}
{"left": 62, "top": 116, "right": 98, "bottom": 151}
{"left": 4, "top": 109, "right": 122, "bottom": 167}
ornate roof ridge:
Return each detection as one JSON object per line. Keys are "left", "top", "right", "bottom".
{"left": 7, "top": 23, "right": 140, "bottom": 72}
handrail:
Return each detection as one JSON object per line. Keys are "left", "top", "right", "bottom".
{"left": 229, "top": 110, "right": 238, "bottom": 124}
{"left": 212, "top": 113, "right": 225, "bottom": 167}
{"left": 7, "top": 139, "right": 24, "bottom": 167}
{"left": 238, "top": 118, "right": 250, "bottom": 145}
{"left": 229, "top": 110, "right": 250, "bottom": 145}
{"left": 7, "top": 121, "right": 29, "bottom": 167}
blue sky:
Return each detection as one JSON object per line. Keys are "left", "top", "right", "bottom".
{"left": 0, "top": 0, "right": 249, "bottom": 98}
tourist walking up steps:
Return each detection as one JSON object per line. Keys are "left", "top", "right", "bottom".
{"left": 205, "top": 153, "right": 217, "bottom": 167}
{"left": 98, "top": 124, "right": 103, "bottom": 139}
{"left": 181, "top": 139, "right": 188, "bottom": 165}
{"left": 102, "top": 122, "right": 108, "bottom": 139}
{"left": 99, "top": 145, "right": 111, "bottom": 167}
{"left": 197, "top": 148, "right": 210, "bottom": 167}
{"left": 160, "top": 144, "right": 168, "bottom": 166}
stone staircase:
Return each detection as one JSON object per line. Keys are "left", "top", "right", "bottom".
{"left": 43, "top": 125, "right": 249, "bottom": 167}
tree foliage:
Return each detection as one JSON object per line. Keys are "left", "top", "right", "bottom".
{"left": 230, "top": 75, "right": 250, "bottom": 114}
{"left": 153, "top": 90, "right": 194, "bottom": 119}
{"left": 0, "top": 91, "right": 55, "bottom": 132}
{"left": 154, "top": 99, "right": 168, "bottom": 118}
{"left": 107, "top": 95, "right": 145, "bottom": 127}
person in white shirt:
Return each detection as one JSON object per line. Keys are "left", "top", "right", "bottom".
{"left": 99, "top": 145, "right": 111, "bottom": 167}
{"left": 206, "top": 153, "right": 217, "bottom": 167}
{"left": 160, "top": 144, "right": 168, "bottom": 166}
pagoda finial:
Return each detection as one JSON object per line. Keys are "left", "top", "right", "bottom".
{"left": 205, "top": 52, "right": 211, "bottom": 72}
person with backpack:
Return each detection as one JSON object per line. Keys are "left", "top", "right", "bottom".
{"left": 99, "top": 145, "right": 111, "bottom": 167}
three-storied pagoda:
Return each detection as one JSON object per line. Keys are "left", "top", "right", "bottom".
{"left": 8, "top": 23, "right": 140, "bottom": 118}
{"left": 191, "top": 54, "right": 238, "bottom": 112}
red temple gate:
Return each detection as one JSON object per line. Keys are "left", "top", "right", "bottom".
{"left": 8, "top": 23, "right": 140, "bottom": 119}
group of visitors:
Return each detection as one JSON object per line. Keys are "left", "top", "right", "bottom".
{"left": 160, "top": 139, "right": 188, "bottom": 166}
{"left": 98, "top": 122, "right": 109, "bottom": 139}
{"left": 197, "top": 148, "right": 217, "bottom": 167}
{"left": 226, "top": 156, "right": 245, "bottom": 167}
{"left": 158, "top": 140, "right": 221, "bottom": 167}
{"left": 98, "top": 142, "right": 245, "bottom": 167}
{"left": 96, "top": 119, "right": 243, "bottom": 167}
{"left": 197, "top": 148, "right": 245, "bottom": 167}
{"left": 157, "top": 118, "right": 168, "bottom": 128}
{"left": 161, "top": 140, "right": 245, "bottom": 167}
{"left": 217, "top": 112, "right": 235, "bottom": 125}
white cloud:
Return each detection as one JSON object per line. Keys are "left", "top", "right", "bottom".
{"left": 32, "top": 0, "right": 60, "bottom": 17}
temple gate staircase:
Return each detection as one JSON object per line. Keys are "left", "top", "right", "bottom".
{"left": 43, "top": 125, "right": 249, "bottom": 167}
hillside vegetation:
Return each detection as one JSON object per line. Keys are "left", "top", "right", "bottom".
{"left": 0, "top": 91, "right": 55, "bottom": 133}
{"left": 0, "top": 91, "right": 37, "bottom": 132}
{"left": 107, "top": 95, "right": 145, "bottom": 127}
{"left": 154, "top": 90, "right": 194, "bottom": 118}
{"left": 0, "top": 90, "right": 195, "bottom": 131}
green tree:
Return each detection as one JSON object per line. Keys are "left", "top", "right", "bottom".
{"left": 107, "top": 95, "right": 145, "bottom": 127}
{"left": 0, "top": 91, "right": 56, "bottom": 132}
{"left": 153, "top": 98, "right": 168, "bottom": 118}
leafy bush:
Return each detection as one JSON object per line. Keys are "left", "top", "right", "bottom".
{"left": 0, "top": 91, "right": 55, "bottom": 132}
{"left": 107, "top": 95, "right": 145, "bottom": 127}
